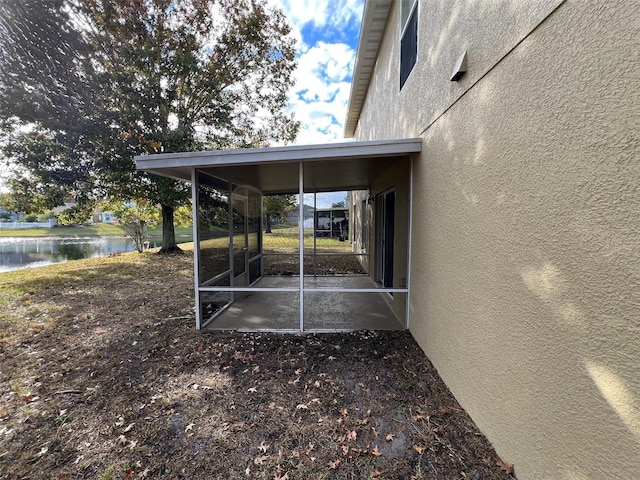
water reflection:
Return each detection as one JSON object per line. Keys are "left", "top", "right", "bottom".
{"left": 0, "top": 236, "right": 192, "bottom": 273}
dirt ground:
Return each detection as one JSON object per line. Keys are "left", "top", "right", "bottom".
{"left": 0, "top": 252, "right": 515, "bottom": 479}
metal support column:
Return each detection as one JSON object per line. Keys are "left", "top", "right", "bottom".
{"left": 313, "top": 192, "right": 317, "bottom": 278}
{"left": 299, "top": 161, "right": 305, "bottom": 331}
{"left": 191, "top": 169, "right": 202, "bottom": 330}
{"left": 405, "top": 157, "right": 414, "bottom": 330}
{"left": 227, "top": 181, "right": 234, "bottom": 303}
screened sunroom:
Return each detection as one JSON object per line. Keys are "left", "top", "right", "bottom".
{"left": 135, "top": 138, "right": 421, "bottom": 332}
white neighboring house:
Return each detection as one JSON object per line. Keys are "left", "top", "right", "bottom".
{"left": 92, "top": 209, "right": 118, "bottom": 224}
{"left": 92, "top": 201, "right": 138, "bottom": 224}
{"left": 100, "top": 212, "right": 118, "bottom": 224}
{"left": 0, "top": 208, "right": 23, "bottom": 222}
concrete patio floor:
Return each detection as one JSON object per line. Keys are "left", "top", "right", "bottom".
{"left": 203, "top": 275, "right": 405, "bottom": 331}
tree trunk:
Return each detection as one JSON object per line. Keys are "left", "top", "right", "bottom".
{"left": 158, "top": 204, "right": 182, "bottom": 254}
{"left": 265, "top": 214, "right": 272, "bottom": 233}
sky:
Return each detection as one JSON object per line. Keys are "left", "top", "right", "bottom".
{"left": 270, "top": 0, "right": 365, "bottom": 208}
{"left": 271, "top": 0, "right": 364, "bottom": 146}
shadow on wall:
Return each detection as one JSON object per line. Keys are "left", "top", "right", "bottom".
{"left": 354, "top": 0, "right": 639, "bottom": 475}
{"left": 407, "top": 1, "right": 640, "bottom": 476}
{"left": 521, "top": 262, "right": 640, "bottom": 444}
{"left": 356, "top": 0, "right": 560, "bottom": 141}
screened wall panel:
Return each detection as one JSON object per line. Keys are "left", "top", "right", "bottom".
{"left": 203, "top": 290, "right": 300, "bottom": 331}
{"left": 197, "top": 176, "right": 232, "bottom": 286}
{"left": 261, "top": 193, "right": 301, "bottom": 276}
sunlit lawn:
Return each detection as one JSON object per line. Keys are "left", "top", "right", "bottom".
{"left": 198, "top": 227, "right": 351, "bottom": 253}
{"left": 0, "top": 224, "right": 193, "bottom": 238}
{"left": 0, "top": 223, "right": 124, "bottom": 237}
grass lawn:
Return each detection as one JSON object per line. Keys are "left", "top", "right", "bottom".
{"left": 0, "top": 224, "right": 193, "bottom": 238}
{"left": 0, "top": 223, "right": 125, "bottom": 237}
{"left": 0, "top": 253, "right": 513, "bottom": 479}
{"left": 197, "top": 229, "right": 351, "bottom": 252}
{"left": 146, "top": 226, "right": 193, "bottom": 237}
{"left": 264, "top": 227, "right": 352, "bottom": 251}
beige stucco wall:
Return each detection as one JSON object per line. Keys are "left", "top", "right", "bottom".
{"left": 372, "top": 158, "right": 410, "bottom": 323}
{"left": 351, "top": 159, "right": 411, "bottom": 324}
{"left": 352, "top": 1, "right": 640, "bottom": 479}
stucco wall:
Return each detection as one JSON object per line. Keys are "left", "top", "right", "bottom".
{"left": 351, "top": 159, "right": 411, "bottom": 324}
{"left": 353, "top": 1, "right": 640, "bottom": 479}
{"left": 371, "top": 158, "right": 411, "bottom": 323}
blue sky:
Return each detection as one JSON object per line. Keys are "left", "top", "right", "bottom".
{"left": 271, "top": 0, "right": 364, "bottom": 145}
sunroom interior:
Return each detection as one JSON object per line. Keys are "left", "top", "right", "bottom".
{"left": 134, "top": 138, "right": 421, "bottom": 332}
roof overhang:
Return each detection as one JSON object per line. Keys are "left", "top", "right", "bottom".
{"left": 344, "top": 0, "right": 392, "bottom": 138}
{"left": 135, "top": 138, "right": 421, "bottom": 195}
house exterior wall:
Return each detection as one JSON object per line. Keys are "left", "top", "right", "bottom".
{"left": 351, "top": 1, "right": 640, "bottom": 479}
{"left": 352, "top": 158, "right": 410, "bottom": 323}
{"left": 350, "top": 191, "right": 368, "bottom": 258}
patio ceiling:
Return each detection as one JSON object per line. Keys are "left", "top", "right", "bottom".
{"left": 134, "top": 138, "right": 422, "bottom": 194}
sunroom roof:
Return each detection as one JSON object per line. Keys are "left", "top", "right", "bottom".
{"left": 134, "top": 138, "right": 421, "bottom": 195}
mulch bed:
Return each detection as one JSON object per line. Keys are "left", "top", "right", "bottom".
{"left": 264, "top": 254, "right": 367, "bottom": 276}
{"left": 0, "top": 252, "right": 514, "bottom": 479}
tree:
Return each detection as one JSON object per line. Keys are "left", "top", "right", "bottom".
{"left": 109, "top": 201, "right": 160, "bottom": 253}
{"left": 0, "top": 192, "right": 21, "bottom": 215}
{"left": 0, "top": 0, "right": 299, "bottom": 252}
{"left": 173, "top": 204, "right": 193, "bottom": 229}
{"left": 0, "top": 0, "right": 101, "bottom": 131}
{"left": 0, "top": 0, "right": 107, "bottom": 216}
{"left": 263, "top": 194, "right": 295, "bottom": 233}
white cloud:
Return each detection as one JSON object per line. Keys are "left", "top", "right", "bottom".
{"left": 276, "top": 0, "right": 362, "bottom": 31}
{"left": 270, "top": 0, "right": 364, "bottom": 146}
{"left": 289, "top": 77, "right": 352, "bottom": 144}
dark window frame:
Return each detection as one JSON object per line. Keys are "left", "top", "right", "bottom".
{"left": 400, "top": 0, "right": 418, "bottom": 89}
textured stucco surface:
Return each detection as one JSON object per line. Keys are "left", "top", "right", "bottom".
{"left": 352, "top": 0, "right": 640, "bottom": 479}
{"left": 351, "top": 159, "right": 411, "bottom": 324}
{"left": 355, "top": 0, "right": 564, "bottom": 140}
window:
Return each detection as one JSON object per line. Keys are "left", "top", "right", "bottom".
{"left": 400, "top": 0, "right": 418, "bottom": 89}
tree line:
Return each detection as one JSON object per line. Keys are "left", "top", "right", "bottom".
{"left": 0, "top": 0, "right": 299, "bottom": 252}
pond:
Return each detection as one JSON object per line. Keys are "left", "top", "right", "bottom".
{"left": 0, "top": 236, "right": 193, "bottom": 273}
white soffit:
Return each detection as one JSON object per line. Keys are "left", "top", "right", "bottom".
{"left": 134, "top": 138, "right": 421, "bottom": 195}
{"left": 344, "top": 0, "right": 392, "bottom": 138}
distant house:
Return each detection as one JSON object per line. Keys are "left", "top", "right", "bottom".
{"left": 135, "top": 1, "right": 638, "bottom": 478}
{"left": 0, "top": 208, "right": 23, "bottom": 222}
{"left": 314, "top": 208, "right": 348, "bottom": 240}
{"left": 92, "top": 208, "right": 117, "bottom": 224}
{"left": 100, "top": 212, "right": 117, "bottom": 224}
{"left": 92, "top": 212, "right": 114, "bottom": 224}
{"left": 52, "top": 202, "right": 77, "bottom": 216}
{"left": 285, "top": 204, "right": 314, "bottom": 225}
